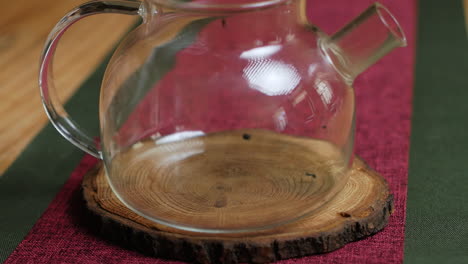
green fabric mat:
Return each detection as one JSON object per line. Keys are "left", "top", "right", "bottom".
{"left": 0, "top": 55, "right": 105, "bottom": 262}
{"left": 404, "top": 0, "right": 468, "bottom": 263}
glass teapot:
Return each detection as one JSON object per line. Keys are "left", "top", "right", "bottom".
{"left": 39, "top": 0, "right": 406, "bottom": 233}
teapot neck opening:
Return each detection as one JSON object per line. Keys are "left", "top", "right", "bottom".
{"left": 148, "top": 0, "right": 294, "bottom": 13}
{"left": 320, "top": 3, "right": 407, "bottom": 84}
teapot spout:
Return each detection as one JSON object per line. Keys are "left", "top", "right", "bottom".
{"left": 322, "top": 3, "right": 407, "bottom": 84}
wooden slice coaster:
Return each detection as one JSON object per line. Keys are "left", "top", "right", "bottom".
{"left": 82, "top": 150, "right": 393, "bottom": 264}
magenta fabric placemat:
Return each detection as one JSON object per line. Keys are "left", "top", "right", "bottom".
{"left": 4, "top": 0, "right": 415, "bottom": 263}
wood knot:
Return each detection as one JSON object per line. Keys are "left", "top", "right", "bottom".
{"left": 214, "top": 197, "right": 227, "bottom": 208}
{"left": 214, "top": 183, "right": 232, "bottom": 192}
{"left": 339, "top": 212, "right": 351, "bottom": 218}
{"left": 242, "top": 133, "right": 251, "bottom": 140}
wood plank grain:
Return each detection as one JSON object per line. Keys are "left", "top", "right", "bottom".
{"left": 0, "top": 0, "right": 136, "bottom": 175}
{"left": 464, "top": 0, "right": 468, "bottom": 33}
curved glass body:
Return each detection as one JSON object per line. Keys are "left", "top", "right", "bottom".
{"left": 40, "top": 0, "right": 406, "bottom": 233}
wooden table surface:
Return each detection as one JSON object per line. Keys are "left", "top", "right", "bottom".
{"left": 0, "top": 0, "right": 135, "bottom": 175}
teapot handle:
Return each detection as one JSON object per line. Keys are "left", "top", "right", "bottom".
{"left": 39, "top": 0, "right": 142, "bottom": 159}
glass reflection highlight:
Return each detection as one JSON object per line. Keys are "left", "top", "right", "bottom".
{"left": 241, "top": 45, "right": 301, "bottom": 96}
{"left": 240, "top": 45, "right": 282, "bottom": 59}
{"left": 315, "top": 75, "right": 333, "bottom": 106}
{"left": 243, "top": 59, "right": 301, "bottom": 96}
